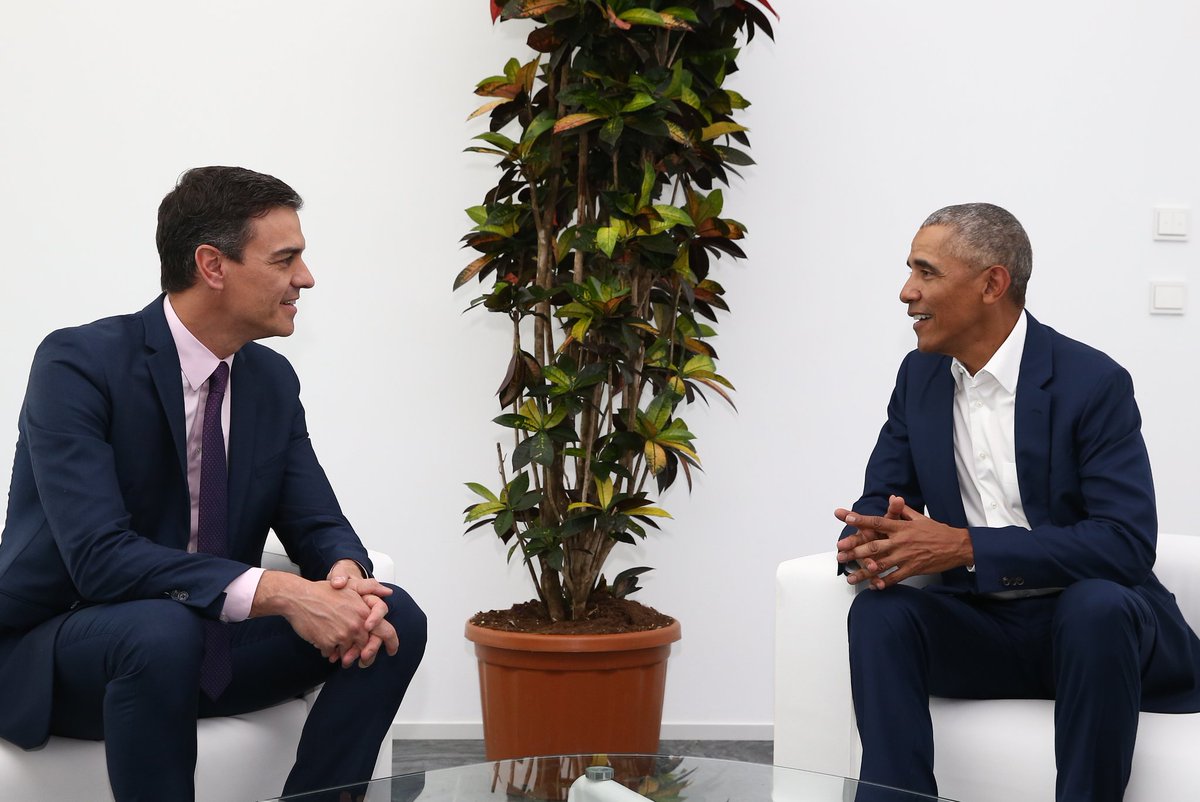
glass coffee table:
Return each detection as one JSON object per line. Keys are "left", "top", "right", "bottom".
{"left": 266, "top": 754, "right": 957, "bottom": 801}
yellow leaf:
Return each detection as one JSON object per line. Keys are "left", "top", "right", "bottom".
{"left": 553, "top": 113, "right": 605, "bottom": 133}
{"left": 645, "top": 441, "right": 668, "bottom": 474}
{"left": 467, "top": 98, "right": 512, "bottom": 121}
{"left": 700, "top": 122, "right": 749, "bottom": 141}
{"left": 625, "top": 506, "right": 673, "bottom": 518}
{"left": 595, "top": 476, "right": 614, "bottom": 510}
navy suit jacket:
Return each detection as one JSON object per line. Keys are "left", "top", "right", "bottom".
{"left": 848, "top": 312, "right": 1200, "bottom": 712}
{"left": 0, "top": 296, "right": 371, "bottom": 747}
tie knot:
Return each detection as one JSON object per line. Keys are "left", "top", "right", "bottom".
{"left": 208, "top": 361, "right": 229, "bottom": 399}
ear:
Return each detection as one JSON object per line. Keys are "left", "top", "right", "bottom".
{"left": 194, "top": 244, "right": 227, "bottom": 291}
{"left": 980, "top": 265, "right": 1012, "bottom": 305}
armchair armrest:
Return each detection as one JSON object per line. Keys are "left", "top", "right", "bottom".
{"left": 774, "top": 551, "right": 859, "bottom": 775}
{"left": 774, "top": 551, "right": 936, "bottom": 777}
{"left": 261, "top": 533, "right": 395, "bottom": 583}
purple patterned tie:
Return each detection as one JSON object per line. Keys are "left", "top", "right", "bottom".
{"left": 197, "top": 361, "right": 232, "bottom": 700}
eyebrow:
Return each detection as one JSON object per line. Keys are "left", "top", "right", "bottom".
{"left": 908, "top": 257, "right": 943, "bottom": 274}
{"left": 269, "top": 245, "right": 305, "bottom": 260}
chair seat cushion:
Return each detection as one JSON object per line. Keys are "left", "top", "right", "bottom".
{"left": 930, "top": 697, "right": 1194, "bottom": 802}
{"left": 0, "top": 696, "right": 309, "bottom": 802}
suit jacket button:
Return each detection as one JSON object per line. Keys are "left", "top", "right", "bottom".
{"left": 1002, "top": 577, "right": 1012, "bottom": 587}
{"left": 167, "top": 590, "right": 189, "bottom": 602}
{"left": 1016, "top": 578, "right": 1025, "bottom": 586}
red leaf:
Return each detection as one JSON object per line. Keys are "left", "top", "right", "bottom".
{"left": 490, "top": 0, "right": 503, "bottom": 22}
{"left": 735, "top": 0, "right": 779, "bottom": 19}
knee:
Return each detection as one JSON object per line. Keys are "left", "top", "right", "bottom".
{"left": 1054, "top": 580, "right": 1147, "bottom": 642}
{"left": 848, "top": 586, "right": 923, "bottom": 649}
{"left": 381, "top": 584, "right": 427, "bottom": 659}
{"left": 109, "top": 600, "right": 205, "bottom": 674}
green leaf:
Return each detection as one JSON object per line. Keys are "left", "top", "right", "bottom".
{"left": 493, "top": 509, "right": 514, "bottom": 536}
{"left": 543, "top": 405, "right": 568, "bottom": 430}
{"left": 518, "top": 398, "right": 544, "bottom": 427}
{"left": 465, "top": 501, "right": 505, "bottom": 523}
{"left": 652, "top": 205, "right": 696, "bottom": 229}
{"left": 529, "top": 432, "right": 554, "bottom": 467}
{"left": 543, "top": 546, "right": 565, "bottom": 572}
{"left": 511, "top": 490, "right": 544, "bottom": 512}
{"left": 645, "top": 392, "right": 676, "bottom": 431}
{"left": 493, "top": 413, "right": 535, "bottom": 430}
{"left": 724, "top": 89, "right": 750, "bottom": 109}
{"left": 466, "top": 206, "right": 489, "bottom": 225}
{"left": 512, "top": 438, "right": 533, "bottom": 471}
{"left": 599, "top": 116, "right": 624, "bottom": 148}
{"left": 620, "top": 93, "right": 657, "bottom": 113}
{"left": 555, "top": 226, "right": 576, "bottom": 263}
{"left": 618, "top": 8, "right": 667, "bottom": 27}
{"left": 520, "top": 111, "right": 558, "bottom": 150}
{"left": 466, "top": 482, "right": 498, "bottom": 502}
{"left": 638, "top": 161, "right": 656, "bottom": 209}
{"left": 596, "top": 226, "right": 619, "bottom": 258}
{"left": 473, "top": 132, "right": 518, "bottom": 151}
{"left": 508, "top": 471, "right": 531, "bottom": 500}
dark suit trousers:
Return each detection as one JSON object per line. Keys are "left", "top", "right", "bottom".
{"left": 847, "top": 580, "right": 1156, "bottom": 802}
{"left": 48, "top": 584, "right": 427, "bottom": 802}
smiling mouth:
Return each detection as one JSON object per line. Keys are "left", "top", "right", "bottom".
{"left": 910, "top": 313, "right": 931, "bottom": 322}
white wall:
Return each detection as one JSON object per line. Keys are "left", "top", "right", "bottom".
{"left": 1, "top": 1, "right": 1197, "bottom": 739}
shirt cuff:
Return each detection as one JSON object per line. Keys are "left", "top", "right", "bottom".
{"left": 219, "top": 567, "right": 265, "bottom": 622}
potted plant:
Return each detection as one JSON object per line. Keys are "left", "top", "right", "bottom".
{"left": 456, "top": 0, "right": 775, "bottom": 760}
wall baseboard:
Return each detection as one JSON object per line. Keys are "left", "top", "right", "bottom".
{"left": 390, "top": 722, "right": 774, "bottom": 741}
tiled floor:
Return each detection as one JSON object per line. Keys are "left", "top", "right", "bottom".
{"left": 392, "top": 739, "right": 773, "bottom": 776}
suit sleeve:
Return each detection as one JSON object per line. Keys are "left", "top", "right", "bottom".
{"left": 23, "top": 331, "right": 246, "bottom": 615}
{"left": 264, "top": 369, "right": 373, "bottom": 581}
{"left": 969, "top": 364, "right": 1158, "bottom": 592}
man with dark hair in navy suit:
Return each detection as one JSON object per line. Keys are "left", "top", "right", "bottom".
{"left": 835, "top": 203, "right": 1200, "bottom": 801}
{"left": 0, "top": 166, "right": 426, "bottom": 801}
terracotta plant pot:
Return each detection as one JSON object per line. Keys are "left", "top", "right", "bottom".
{"left": 465, "top": 620, "right": 682, "bottom": 760}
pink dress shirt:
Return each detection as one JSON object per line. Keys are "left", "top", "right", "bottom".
{"left": 164, "top": 297, "right": 264, "bottom": 622}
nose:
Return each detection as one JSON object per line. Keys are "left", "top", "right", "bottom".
{"left": 899, "top": 272, "right": 919, "bottom": 304}
{"left": 294, "top": 257, "right": 315, "bottom": 290}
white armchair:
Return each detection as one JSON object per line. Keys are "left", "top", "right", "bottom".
{"left": 0, "top": 536, "right": 395, "bottom": 801}
{"left": 774, "top": 532, "right": 1200, "bottom": 802}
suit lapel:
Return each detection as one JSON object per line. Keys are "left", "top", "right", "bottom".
{"left": 1015, "top": 313, "right": 1053, "bottom": 525}
{"left": 142, "top": 297, "right": 188, "bottom": 484}
{"left": 910, "top": 356, "right": 969, "bottom": 527}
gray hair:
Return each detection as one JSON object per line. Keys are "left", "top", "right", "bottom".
{"left": 921, "top": 203, "right": 1032, "bottom": 307}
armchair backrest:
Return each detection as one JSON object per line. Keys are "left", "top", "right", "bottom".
{"left": 1151, "top": 533, "right": 1200, "bottom": 628}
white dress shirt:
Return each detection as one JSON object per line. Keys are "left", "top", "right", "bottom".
{"left": 950, "top": 310, "right": 1031, "bottom": 532}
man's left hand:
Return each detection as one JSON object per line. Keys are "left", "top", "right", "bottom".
{"left": 835, "top": 498, "right": 974, "bottom": 590}
{"left": 324, "top": 562, "right": 399, "bottom": 668}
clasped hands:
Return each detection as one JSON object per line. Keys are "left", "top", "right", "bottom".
{"left": 255, "top": 562, "right": 399, "bottom": 670}
{"left": 835, "top": 495, "right": 974, "bottom": 590}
